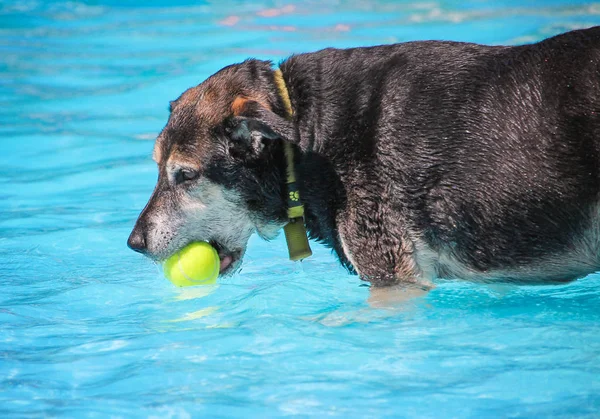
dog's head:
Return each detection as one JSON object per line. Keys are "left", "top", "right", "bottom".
{"left": 127, "top": 59, "right": 295, "bottom": 275}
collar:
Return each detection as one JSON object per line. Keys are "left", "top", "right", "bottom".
{"left": 273, "top": 69, "right": 312, "bottom": 261}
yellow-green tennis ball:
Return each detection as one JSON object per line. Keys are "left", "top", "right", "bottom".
{"left": 163, "top": 242, "right": 220, "bottom": 287}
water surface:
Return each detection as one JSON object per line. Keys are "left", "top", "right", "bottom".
{"left": 1, "top": 1, "right": 600, "bottom": 417}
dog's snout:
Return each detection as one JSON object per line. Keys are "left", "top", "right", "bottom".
{"left": 127, "top": 225, "right": 147, "bottom": 254}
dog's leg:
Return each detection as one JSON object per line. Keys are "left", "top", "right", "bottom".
{"left": 365, "top": 241, "right": 434, "bottom": 307}
{"left": 338, "top": 204, "right": 431, "bottom": 288}
{"left": 368, "top": 283, "right": 431, "bottom": 308}
{"left": 340, "top": 230, "right": 434, "bottom": 307}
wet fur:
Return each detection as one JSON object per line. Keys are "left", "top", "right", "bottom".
{"left": 129, "top": 26, "right": 600, "bottom": 286}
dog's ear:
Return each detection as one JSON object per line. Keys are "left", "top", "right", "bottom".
{"left": 226, "top": 116, "right": 279, "bottom": 155}
{"left": 225, "top": 97, "right": 296, "bottom": 156}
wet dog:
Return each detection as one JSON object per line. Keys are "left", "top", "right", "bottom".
{"left": 128, "top": 26, "right": 600, "bottom": 287}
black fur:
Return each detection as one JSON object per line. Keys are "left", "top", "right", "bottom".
{"left": 278, "top": 27, "right": 600, "bottom": 284}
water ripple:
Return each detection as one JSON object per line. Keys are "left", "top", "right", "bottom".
{"left": 2, "top": 0, "right": 600, "bottom": 417}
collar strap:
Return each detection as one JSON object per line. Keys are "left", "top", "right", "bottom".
{"left": 274, "top": 69, "right": 312, "bottom": 261}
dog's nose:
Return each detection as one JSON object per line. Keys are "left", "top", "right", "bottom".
{"left": 127, "top": 227, "right": 147, "bottom": 253}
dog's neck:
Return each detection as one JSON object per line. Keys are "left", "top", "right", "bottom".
{"left": 276, "top": 62, "right": 355, "bottom": 270}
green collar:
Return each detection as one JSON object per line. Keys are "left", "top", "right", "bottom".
{"left": 274, "top": 69, "right": 312, "bottom": 261}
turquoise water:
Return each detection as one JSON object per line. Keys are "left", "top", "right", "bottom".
{"left": 2, "top": 0, "right": 600, "bottom": 417}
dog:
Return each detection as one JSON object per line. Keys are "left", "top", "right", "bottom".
{"left": 128, "top": 26, "right": 600, "bottom": 287}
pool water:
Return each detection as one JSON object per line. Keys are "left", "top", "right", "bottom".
{"left": 2, "top": 0, "right": 600, "bottom": 417}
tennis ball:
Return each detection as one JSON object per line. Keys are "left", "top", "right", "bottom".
{"left": 163, "top": 242, "right": 220, "bottom": 287}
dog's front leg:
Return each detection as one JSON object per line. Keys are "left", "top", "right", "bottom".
{"left": 367, "top": 283, "right": 431, "bottom": 308}
{"left": 350, "top": 235, "right": 424, "bottom": 286}
{"left": 337, "top": 204, "right": 427, "bottom": 287}
{"left": 339, "top": 223, "right": 434, "bottom": 306}
{"left": 336, "top": 206, "right": 435, "bottom": 305}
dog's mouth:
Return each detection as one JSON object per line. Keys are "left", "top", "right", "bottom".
{"left": 210, "top": 240, "right": 243, "bottom": 275}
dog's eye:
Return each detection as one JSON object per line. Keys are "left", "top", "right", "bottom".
{"left": 175, "top": 168, "right": 199, "bottom": 185}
